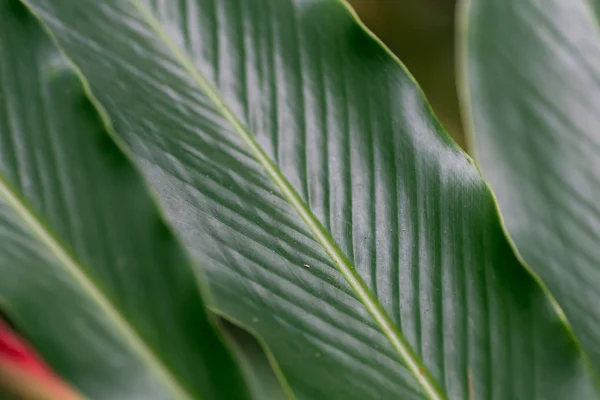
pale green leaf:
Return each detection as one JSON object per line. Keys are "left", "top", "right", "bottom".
{"left": 462, "top": 0, "right": 600, "bottom": 378}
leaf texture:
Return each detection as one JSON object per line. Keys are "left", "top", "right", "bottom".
{"left": 22, "top": 0, "right": 600, "bottom": 398}
{"left": 462, "top": 0, "right": 600, "bottom": 376}
{"left": 0, "top": 1, "right": 251, "bottom": 399}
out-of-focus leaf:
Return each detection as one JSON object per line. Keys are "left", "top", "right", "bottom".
{"left": 22, "top": 0, "right": 600, "bottom": 398}
{"left": 0, "top": 1, "right": 251, "bottom": 399}
{"left": 463, "top": 0, "right": 600, "bottom": 375}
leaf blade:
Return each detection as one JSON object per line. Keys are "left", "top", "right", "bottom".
{"left": 134, "top": 4, "right": 444, "bottom": 395}
{"left": 462, "top": 0, "right": 600, "bottom": 376}
{"left": 0, "top": 1, "right": 251, "bottom": 398}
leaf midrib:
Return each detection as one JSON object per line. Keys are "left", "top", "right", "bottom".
{"left": 0, "top": 154, "right": 193, "bottom": 399}
{"left": 131, "top": 1, "right": 445, "bottom": 399}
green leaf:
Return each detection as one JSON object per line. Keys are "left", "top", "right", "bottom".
{"left": 22, "top": 0, "right": 600, "bottom": 398}
{"left": 461, "top": 0, "right": 600, "bottom": 376}
{"left": 221, "top": 320, "right": 291, "bottom": 400}
{"left": 0, "top": 1, "right": 251, "bottom": 399}
{"left": 347, "top": 0, "right": 465, "bottom": 148}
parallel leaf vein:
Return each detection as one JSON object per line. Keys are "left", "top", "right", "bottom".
{"left": 130, "top": 1, "right": 445, "bottom": 398}
{"left": 0, "top": 43, "right": 193, "bottom": 397}
{"left": 0, "top": 174, "right": 194, "bottom": 400}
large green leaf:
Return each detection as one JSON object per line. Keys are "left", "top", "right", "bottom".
{"left": 0, "top": 1, "right": 251, "bottom": 399}
{"left": 22, "top": 0, "right": 599, "bottom": 398}
{"left": 462, "top": 0, "right": 600, "bottom": 375}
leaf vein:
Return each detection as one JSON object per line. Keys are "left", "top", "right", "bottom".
{"left": 130, "top": 1, "right": 446, "bottom": 398}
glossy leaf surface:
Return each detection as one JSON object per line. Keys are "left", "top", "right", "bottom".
{"left": 23, "top": 0, "right": 599, "bottom": 398}
{"left": 0, "top": 1, "right": 250, "bottom": 399}
{"left": 463, "top": 0, "right": 600, "bottom": 374}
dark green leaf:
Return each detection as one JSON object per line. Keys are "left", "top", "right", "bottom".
{"left": 22, "top": 0, "right": 600, "bottom": 398}
{"left": 0, "top": 1, "right": 251, "bottom": 399}
{"left": 462, "top": 0, "right": 600, "bottom": 376}
{"left": 221, "top": 320, "right": 291, "bottom": 400}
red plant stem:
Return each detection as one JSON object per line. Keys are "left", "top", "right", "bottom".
{"left": 0, "top": 319, "right": 83, "bottom": 400}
